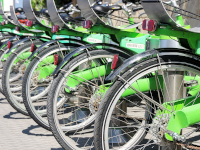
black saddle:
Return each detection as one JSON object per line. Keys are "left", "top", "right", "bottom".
{"left": 92, "top": 5, "right": 122, "bottom": 14}
{"left": 40, "top": 9, "right": 49, "bottom": 16}
{"left": 15, "top": 7, "right": 24, "bottom": 13}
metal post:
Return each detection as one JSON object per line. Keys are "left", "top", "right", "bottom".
{"left": 162, "top": 70, "right": 185, "bottom": 150}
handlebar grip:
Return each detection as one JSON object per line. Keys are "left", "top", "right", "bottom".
{"left": 132, "top": 6, "right": 143, "bottom": 12}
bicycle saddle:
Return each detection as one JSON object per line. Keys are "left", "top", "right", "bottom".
{"left": 40, "top": 9, "right": 49, "bottom": 16}
{"left": 15, "top": 7, "right": 24, "bottom": 13}
{"left": 92, "top": 5, "right": 122, "bottom": 14}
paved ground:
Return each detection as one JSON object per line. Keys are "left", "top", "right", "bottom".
{"left": 0, "top": 94, "right": 64, "bottom": 150}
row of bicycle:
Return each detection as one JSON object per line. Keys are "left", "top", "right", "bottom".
{"left": 1, "top": 0, "right": 200, "bottom": 149}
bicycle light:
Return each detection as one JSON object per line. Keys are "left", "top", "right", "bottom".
{"left": 26, "top": 20, "right": 33, "bottom": 27}
{"left": 111, "top": 55, "right": 118, "bottom": 70}
{"left": 148, "top": 20, "right": 157, "bottom": 32}
{"left": 15, "top": 26, "right": 20, "bottom": 31}
{"left": 54, "top": 54, "right": 58, "bottom": 65}
{"left": 8, "top": 41, "right": 12, "bottom": 49}
{"left": 111, "top": 54, "right": 123, "bottom": 70}
{"left": 1, "top": 21, "right": 5, "bottom": 26}
{"left": 54, "top": 54, "right": 62, "bottom": 66}
{"left": 142, "top": 19, "right": 157, "bottom": 32}
{"left": 142, "top": 19, "right": 148, "bottom": 30}
{"left": 83, "top": 20, "right": 93, "bottom": 29}
{"left": 51, "top": 25, "right": 59, "bottom": 33}
{"left": 30, "top": 43, "right": 37, "bottom": 52}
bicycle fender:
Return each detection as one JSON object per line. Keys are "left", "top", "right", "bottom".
{"left": 52, "top": 43, "right": 134, "bottom": 76}
{"left": 0, "top": 35, "right": 19, "bottom": 50}
{"left": 28, "top": 38, "right": 86, "bottom": 59}
{"left": 106, "top": 48, "right": 198, "bottom": 80}
{"left": 28, "top": 40, "right": 58, "bottom": 59}
{"left": 7, "top": 36, "right": 38, "bottom": 54}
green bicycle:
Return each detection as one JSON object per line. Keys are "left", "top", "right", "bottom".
{"left": 94, "top": 0, "right": 200, "bottom": 149}
{"left": 46, "top": 0, "right": 185, "bottom": 149}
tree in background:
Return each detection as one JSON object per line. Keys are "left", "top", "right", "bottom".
{"left": 31, "top": 0, "right": 72, "bottom": 11}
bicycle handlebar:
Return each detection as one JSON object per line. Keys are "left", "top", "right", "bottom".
{"left": 132, "top": 6, "right": 143, "bottom": 12}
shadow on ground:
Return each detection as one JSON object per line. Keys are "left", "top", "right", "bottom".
{"left": 4, "top": 112, "right": 30, "bottom": 119}
{"left": 0, "top": 98, "right": 7, "bottom": 104}
{"left": 22, "top": 125, "right": 52, "bottom": 136}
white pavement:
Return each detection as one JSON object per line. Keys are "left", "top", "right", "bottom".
{"left": 0, "top": 94, "right": 64, "bottom": 150}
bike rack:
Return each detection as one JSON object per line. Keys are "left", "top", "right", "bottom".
{"left": 46, "top": 0, "right": 64, "bottom": 28}
{"left": 142, "top": 0, "right": 200, "bottom": 33}
{"left": 10, "top": 2, "right": 42, "bottom": 33}
{"left": 77, "top": 0, "right": 132, "bottom": 29}
{"left": 23, "top": 0, "right": 52, "bottom": 29}
{"left": 0, "top": 3, "right": 17, "bottom": 25}
{"left": 46, "top": 0, "right": 84, "bottom": 32}
{"left": 23, "top": 0, "right": 37, "bottom": 24}
{"left": 77, "top": 0, "right": 106, "bottom": 27}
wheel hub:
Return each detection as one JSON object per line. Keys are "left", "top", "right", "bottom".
{"left": 149, "top": 114, "right": 171, "bottom": 145}
{"left": 89, "top": 93, "right": 104, "bottom": 115}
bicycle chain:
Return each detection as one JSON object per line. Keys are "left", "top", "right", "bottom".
{"left": 176, "top": 143, "right": 200, "bottom": 150}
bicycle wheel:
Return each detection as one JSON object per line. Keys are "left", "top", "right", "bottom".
{"left": 94, "top": 54, "right": 200, "bottom": 150}
{"left": 22, "top": 44, "right": 77, "bottom": 130}
{"left": 47, "top": 49, "right": 130, "bottom": 150}
{"left": 2, "top": 40, "right": 44, "bottom": 115}
{"left": 0, "top": 38, "right": 19, "bottom": 95}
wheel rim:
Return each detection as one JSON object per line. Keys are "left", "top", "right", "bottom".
{"left": 101, "top": 60, "right": 200, "bottom": 150}
{"left": 25, "top": 47, "right": 73, "bottom": 127}
{"left": 50, "top": 52, "right": 128, "bottom": 149}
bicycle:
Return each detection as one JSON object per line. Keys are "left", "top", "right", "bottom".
{"left": 45, "top": 0, "right": 185, "bottom": 149}
{"left": 94, "top": 0, "right": 200, "bottom": 149}
{"left": 12, "top": 0, "right": 110, "bottom": 127}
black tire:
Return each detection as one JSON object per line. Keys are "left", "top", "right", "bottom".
{"left": 0, "top": 38, "right": 20, "bottom": 95}
{"left": 47, "top": 49, "right": 130, "bottom": 150}
{"left": 2, "top": 40, "right": 44, "bottom": 116}
{"left": 22, "top": 44, "right": 71, "bottom": 130}
{"left": 94, "top": 55, "right": 200, "bottom": 150}
{"left": 0, "top": 35, "right": 14, "bottom": 45}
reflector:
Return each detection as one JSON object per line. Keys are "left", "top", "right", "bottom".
{"left": 30, "top": 43, "right": 37, "bottom": 52}
{"left": 83, "top": 20, "right": 93, "bottom": 29}
{"left": 25, "top": 20, "right": 33, "bottom": 27}
{"left": 54, "top": 54, "right": 58, "bottom": 65}
{"left": 1, "top": 21, "right": 5, "bottom": 26}
{"left": 8, "top": 41, "right": 11, "bottom": 49}
{"left": 142, "top": 19, "right": 149, "bottom": 30}
{"left": 51, "top": 25, "right": 59, "bottom": 33}
{"left": 15, "top": 26, "right": 20, "bottom": 31}
{"left": 111, "top": 54, "right": 119, "bottom": 70}
{"left": 148, "top": 20, "right": 157, "bottom": 32}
